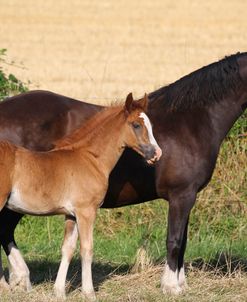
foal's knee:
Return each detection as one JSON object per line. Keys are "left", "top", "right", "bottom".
{"left": 61, "top": 222, "right": 78, "bottom": 261}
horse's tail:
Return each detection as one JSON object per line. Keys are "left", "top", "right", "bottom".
{"left": 0, "top": 141, "right": 15, "bottom": 211}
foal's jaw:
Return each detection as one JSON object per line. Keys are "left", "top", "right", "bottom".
{"left": 138, "top": 144, "right": 162, "bottom": 165}
{"left": 147, "top": 144, "right": 162, "bottom": 164}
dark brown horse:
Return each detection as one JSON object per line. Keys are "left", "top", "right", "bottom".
{"left": 0, "top": 52, "right": 246, "bottom": 294}
{"left": 0, "top": 94, "right": 161, "bottom": 300}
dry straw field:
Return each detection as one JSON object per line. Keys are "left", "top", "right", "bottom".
{"left": 1, "top": 0, "right": 247, "bottom": 103}
{"left": 0, "top": 1, "right": 247, "bottom": 301}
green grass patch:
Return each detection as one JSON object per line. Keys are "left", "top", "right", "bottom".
{"left": 1, "top": 132, "right": 245, "bottom": 277}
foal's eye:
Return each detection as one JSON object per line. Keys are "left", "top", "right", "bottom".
{"left": 132, "top": 122, "right": 141, "bottom": 129}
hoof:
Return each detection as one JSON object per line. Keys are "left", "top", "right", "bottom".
{"left": 54, "top": 287, "right": 66, "bottom": 300}
{"left": 0, "top": 277, "right": 10, "bottom": 292}
{"left": 180, "top": 281, "right": 189, "bottom": 291}
{"left": 9, "top": 276, "right": 32, "bottom": 292}
{"left": 82, "top": 291, "right": 97, "bottom": 302}
{"left": 161, "top": 284, "right": 183, "bottom": 295}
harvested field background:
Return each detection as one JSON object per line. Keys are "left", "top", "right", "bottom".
{"left": 1, "top": 0, "right": 247, "bottom": 103}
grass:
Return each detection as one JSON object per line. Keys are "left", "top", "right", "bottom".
{"left": 1, "top": 266, "right": 247, "bottom": 301}
{"left": 0, "top": 134, "right": 245, "bottom": 301}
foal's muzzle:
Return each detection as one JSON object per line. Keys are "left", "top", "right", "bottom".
{"left": 140, "top": 144, "right": 162, "bottom": 165}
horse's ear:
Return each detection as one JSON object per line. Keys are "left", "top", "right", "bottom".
{"left": 125, "top": 92, "right": 134, "bottom": 114}
{"left": 138, "top": 93, "right": 148, "bottom": 112}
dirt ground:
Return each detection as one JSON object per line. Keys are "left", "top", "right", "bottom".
{"left": 1, "top": 0, "right": 247, "bottom": 104}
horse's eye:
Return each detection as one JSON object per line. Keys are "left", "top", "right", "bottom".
{"left": 132, "top": 122, "right": 141, "bottom": 129}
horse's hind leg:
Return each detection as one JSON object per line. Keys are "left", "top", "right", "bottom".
{"left": 0, "top": 208, "right": 31, "bottom": 292}
{"left": 54, "top": 215, "right": 78, "bottom": 299}
{"left": 0, "top": 247, "right": 9, "bottom": 291}
{"left": 0, "top": 196, "right": 11, "bottom": 291}
{"left": 6, "top": 242, "right": 31, "bottom": 291}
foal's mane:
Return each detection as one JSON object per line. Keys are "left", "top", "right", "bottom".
{"left": 54, "top": 104, "right": 124, "bottom": 150}
{"left": 149, "top": 52, "right": 247, "bottom": 112}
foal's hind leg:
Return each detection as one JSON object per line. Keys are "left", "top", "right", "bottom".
{"left": 54, "top": 216, "right": 78, "bottom": 298}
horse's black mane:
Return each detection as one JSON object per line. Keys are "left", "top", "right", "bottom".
{"left": 149, "top": 52, "right": 247, "bottom": 112}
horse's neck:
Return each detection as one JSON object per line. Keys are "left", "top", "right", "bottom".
{"left": 208, "top": 98, "right": 242, "bottom": 143}
{"left": 238, "top": 55, "right": 247, "bottom": 111}
{"left": 209, "top": 56, "right": 247, "bottom": 142}
{"left": 208, "top": 86, "right": 247, "bottom": 144}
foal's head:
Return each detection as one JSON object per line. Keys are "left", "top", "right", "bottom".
{"left": 123, "top": 93, "right": 162, "bottom": 164}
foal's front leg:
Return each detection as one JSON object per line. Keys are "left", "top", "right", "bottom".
{"left": 76, "top": 207, "right": 97, "bottom": 301}
{"left": 54, "top": 216, "right": 78, "bottom": 298}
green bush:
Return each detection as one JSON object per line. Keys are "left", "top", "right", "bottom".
{"left": 228, "top": 113, "right": 247, "bottom": 137}
{"left": 0, "top": 48, "right": 28, "bottom": 101}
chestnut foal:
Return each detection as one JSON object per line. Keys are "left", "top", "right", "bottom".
{"left": 0, "top": 93, "right": 161, "bottom": 300}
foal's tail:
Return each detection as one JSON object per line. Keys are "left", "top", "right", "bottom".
{"left": 0, "top": 141, "right": 16, "bottom": 211}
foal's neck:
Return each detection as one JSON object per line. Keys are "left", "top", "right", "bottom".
{"left": 58, "top": 106, "right": 127, "bottom": 172}
{"left": 83, "top": 109, "right": 126, "bottom": 172}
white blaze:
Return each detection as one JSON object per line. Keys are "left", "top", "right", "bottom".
{"left": 139, "top": 112, "right": 159, "bottom": 147}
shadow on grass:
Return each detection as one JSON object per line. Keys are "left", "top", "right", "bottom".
{"left": 23, "top": 259, "right": 130, "bottom": 292}
{"left": 4, "top": 252, "right": 246, "bottom": 294}
{"left": 154, "top": 250, "right": 247, "bottom": 275}
{"left": 189, "top": 252, "right": 247, "bottom": 274}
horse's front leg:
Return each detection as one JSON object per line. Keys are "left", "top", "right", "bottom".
{"left": 177, "top": 218, "right": 189, "bottom": 289}
{"left": 161, "top": 190, "right": 196, "bottom": 295}
{"left": 0, "top": 247, "right": 9, "bottom": 291}
{"left": 54, "top": 215, "right": 78, "bottom": 299}
{"left": 76, "top": 207, "right": 97, "bottom": 301}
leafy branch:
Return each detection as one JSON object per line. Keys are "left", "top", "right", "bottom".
{"left": 0, "top": 48, "right": 28, "bottom": 101}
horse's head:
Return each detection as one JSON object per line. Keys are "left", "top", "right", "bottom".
{"left": 123, "top": 92, "right": 162, "bottom": 164}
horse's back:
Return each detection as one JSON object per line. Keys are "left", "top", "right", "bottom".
{"left": 0, "top": 91, "right": 102, "bottom": 151}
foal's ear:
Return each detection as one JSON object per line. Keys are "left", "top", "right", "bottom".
{"left": 125, "top": 92, "right": 134, "bottom": 114}
{"left": 138, "top": 93, "right": 148, "bottom": 112}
